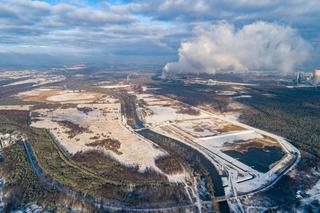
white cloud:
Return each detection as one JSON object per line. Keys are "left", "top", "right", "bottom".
{"left": 163, "top": 22, "right": 311, "bottom": 75}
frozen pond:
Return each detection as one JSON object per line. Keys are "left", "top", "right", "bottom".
{"left": 223, "top": 146, "right": 285, "bottom": 173}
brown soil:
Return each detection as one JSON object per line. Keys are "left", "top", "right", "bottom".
{"left": 223, "top": 137, "right": 281, "bottom": 153}
{"left": 219, "top": 124, "right": 245, "bottom": 132}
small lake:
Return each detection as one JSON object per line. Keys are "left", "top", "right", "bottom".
{"left": 223, "top": 146, "right": 284, "bottom": 173}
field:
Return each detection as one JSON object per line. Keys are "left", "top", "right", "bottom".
{"left": 19, "top": 88, "right": 174, "bottom": 174}
{"left": 0, "top": 71, "right": 65, "bottom": 87}
{"left": 172, "top": 119, "right": 245, "bottom": 138}
{"left": 30, "top": 102, "right": 167, "bottom": 172}
{"left": 16, "top": 88, "right": 104, "bottom": 104}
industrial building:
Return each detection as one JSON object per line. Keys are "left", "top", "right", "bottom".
{"left": 314, "top": 69, "right": 320, "bottom": 85}
{"left": 295, "top": 69, "right": 320, "bottom": 86}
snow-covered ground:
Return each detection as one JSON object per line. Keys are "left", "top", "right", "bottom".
{"left": 16, "top": 88, "right": 104, "bottom": 104}
{"left": 99, "top": 84, "right": 131, "bottom": 89}
{"left": 0, "top": 70, "right": 35, "bottom": 80}
{"left": 31, "top": 102, "right": 166, "bottom": 173}
{"left": 197, "top": 130, "right": 262, "bottom": 148}
{"left": 0, "top": 105, "right": 33, "bottom": 110}
{"left": 18, "top": 90, "right": 189, "bottom": 182}
{"left": 0, "top": 71, "right": 65, "bottom": 87}
{"left": 136, "top": 92, "right": 300, "bottom": 200}
{"left": 171, "top": 118, "right": 245, "bottom": 138}
{"left": 136, "top": 94, "right": 211, "bottom": 126}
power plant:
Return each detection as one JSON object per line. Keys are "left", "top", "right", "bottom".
{"left": 295, "top": 69, "right": 320, "bottom": 86}
{"left": 314, "top": 69, "right": 320, "bottom": 85}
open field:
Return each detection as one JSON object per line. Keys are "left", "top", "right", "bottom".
{"left": 0, "top": 71, "right": 65, "bottom": 88}
{"left": 0, "top": 105, "right": 33, "bottom": 110}
{"left": 99, "top": 84, "right": 131, "bottom": 89}
{"left": 16, "top": 88, "right": 104, "bottom": 104}
{"left": 136, "top": 93, "right": 211, "bottom": 126}
{"left": 30, "top": 103, "right": 166, "bottom": 173}
{"left": 13, "top": 87, "right": 192, "bottom": 181}
{"left": 172, "top": 119, "right": 245, "bottom": 138}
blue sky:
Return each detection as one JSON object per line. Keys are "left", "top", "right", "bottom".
{"left": 0, "top": 0, "right": 319, "bottom": 70}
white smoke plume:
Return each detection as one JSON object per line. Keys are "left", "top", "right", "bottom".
{"left": 163, "top": 22, "right": 310, "bottom": 76}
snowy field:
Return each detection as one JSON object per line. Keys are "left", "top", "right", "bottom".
{"left": 172, "top": 118, "right": 245, "bottom": 138}
{"left": 0, "top": 105, "right": 33, "bottom": 110}
{"left": 100, "top": 84, "right": 131, "bottom": 89}
{"left": 0, "top": 70, "right": 35, "bottom": 80}
{"left": 9, "top": 87, "right": 191, "bottom": 182}
{"left": 16, "top": 88, "right": 105, "bottom": 104}
{"left": 136, "top": 93, "right": 211, "bottom": 126}
{"left": 136, "top": 91, "right": 300, "bottom": 197}
{"left": 0, "top": 71, "right": 65, "bottom": 87}
{"left": 31, "top": 102, "right": 166, "bottom": 173}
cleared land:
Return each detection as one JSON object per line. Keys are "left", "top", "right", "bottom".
{"left": 15, "top": 88, "right": 104, "bottom": 104}
{"left": 30, "top": 103, "right": 166, "bottom": 173}
{"left": 0, "top": 71, "right": 65, "bottom": 88}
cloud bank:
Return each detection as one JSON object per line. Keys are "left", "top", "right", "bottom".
{"left": 163, "top": 22, "right": 311, "bottom": 75}
{"left": 0, "top": 0, "right": 318, "bottom": 69}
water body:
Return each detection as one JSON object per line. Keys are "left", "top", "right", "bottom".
{"left": 223, "top": 146, "right": 284, "bottom": 173}
{"left": 134, "top": 112, "right": 144, "bottom": 129}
